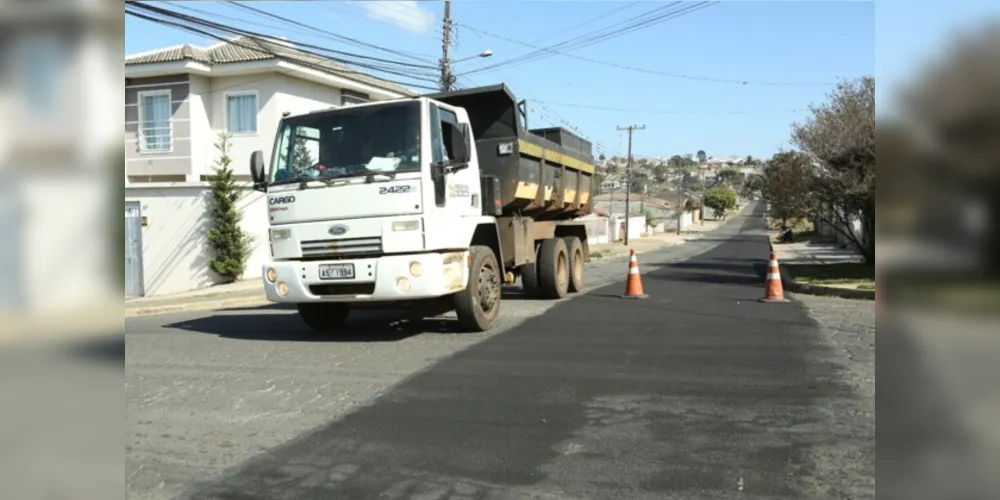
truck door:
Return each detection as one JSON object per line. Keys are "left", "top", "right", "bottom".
{"left": 429, "top": 104, "right": 480, "bottom": 216}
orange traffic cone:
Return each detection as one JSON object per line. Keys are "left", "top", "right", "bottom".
{"left": 759, "top": 251, "right": 790, "bottom": 303}
{"left": 620, "top": 250, "right": 649, "bottom": 299}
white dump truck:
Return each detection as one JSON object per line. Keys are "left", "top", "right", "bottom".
{"left": 248, "top": 84, "right": 597, "bottom": 332}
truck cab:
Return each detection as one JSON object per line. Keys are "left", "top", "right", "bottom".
{"left": 249, "top": 96, "right": 505, "bottom": 331}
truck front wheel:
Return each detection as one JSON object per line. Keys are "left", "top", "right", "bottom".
{"left": 297, "top": 303, "right": 351, "bottom": 331}
{"left": 454, "top": 245, "right": 502, "bottom": 332}
{"left": 538, "top": 237, "right": 570, "bottom": 299}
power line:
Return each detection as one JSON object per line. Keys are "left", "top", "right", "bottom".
{"left": 223, "top": 1, "right": 437, "bottom": 69}
{"left": 125, "top": 2, "right": 440, "bottom": 90}
{"left": 530, "top": 99, "right": 807, "bottom": 115}
{"left": 528, "top": 1, "right": 644, "bottom": 45}
{"left": 128, "top": 2, "right": 438, "bottom": 80}
{"left": 462, "top": 2, "right": 715, "bottom": 75}
{"left": 165, "top": 1, "right": 431, "bottom": 65}
{"left": 458, "top": 22, "right": 837, "bottom": 87}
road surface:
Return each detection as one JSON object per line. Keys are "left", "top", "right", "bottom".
{"left": 126, "top": 206, "right": 875, "bottom": 500}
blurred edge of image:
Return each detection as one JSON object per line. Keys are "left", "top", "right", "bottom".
{"left": 0, "top": 2, "right": 123, "bottom": 500}
{"left": 877, "top": 10, "right": 1000, "bottom": 500}
{"left": 0, "top": 0, "right": 999, "bottom": 499}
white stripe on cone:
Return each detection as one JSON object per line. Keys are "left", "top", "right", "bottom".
{"left": 629, "top": 267, "right": 640, "bottom": 275}
{"left": 767, "top": 272, "right": 782, "bottom": 280}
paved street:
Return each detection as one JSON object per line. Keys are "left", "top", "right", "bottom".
{"left": 126, "top": 206, "right": 875, "bottom": 500}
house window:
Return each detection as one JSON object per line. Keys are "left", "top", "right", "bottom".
{"left": 137, "top": 90, "right": 172, "bottom": 152}
{"left": 226, "top": 91, "right": 258, "bottom": 134}
{"left": 341, "top": 89, "right": 369, "bottom": 107}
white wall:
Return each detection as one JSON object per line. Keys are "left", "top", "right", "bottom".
{"left": 188, "top": 75, "right": 213, "bottom": 180}
{"left": 205, "top": 74, "right": 284, "bottom": 178}
{"left": 273, "top": 74, "right": 345, "bottom": 117}
{"left": 125, "top": 186, "right": 271, "bottom": 297}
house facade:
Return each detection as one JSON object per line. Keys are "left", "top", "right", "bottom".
{"left": 124, "top": 37, "right": 416, "bottom": 297}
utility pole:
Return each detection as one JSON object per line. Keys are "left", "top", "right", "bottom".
{"left": 438, "top": 0, "right": 453, "bottom": 91}
{"left": 617, "top": 125, "right": 646, "bottom": 245}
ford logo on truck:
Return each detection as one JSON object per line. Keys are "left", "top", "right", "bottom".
{"left": 328, "top": 225, "right": 348, "bottom": 236}
{"left": 270, "top": 196, "right": 295, "bottom": 205}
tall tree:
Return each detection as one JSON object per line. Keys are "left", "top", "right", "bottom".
{"left": 205, "top": 132, "right": 255, "bottom": 282}
{"left": 791, "top": 76, "right": 875, "bottom": 262}
{"left": 762, "top": 151, "right": 814, "bottom": 224}
{"left": 696, "top": 150, "right": 708, "bottom": 164}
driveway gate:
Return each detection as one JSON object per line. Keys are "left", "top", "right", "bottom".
{"left": 125, "top": 201, "right": 145, "bottom": 297}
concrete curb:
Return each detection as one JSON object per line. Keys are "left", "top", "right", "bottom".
{"left": 782, "top": 275, "right": 876, "bottom": 301}
{"left": 125, "top": 294, "right": 270, "bottom": 318}
{"left": 768, "top": 241, "right": 875, "bottom": 301}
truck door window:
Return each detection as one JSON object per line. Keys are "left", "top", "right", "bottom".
{"left": 440, "top": 109, "right": 462, "bottom": 161}
{"left": 432, "top": 106, "right": 461, "bottom": 162}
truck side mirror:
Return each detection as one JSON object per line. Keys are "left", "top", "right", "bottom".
{"left": 250, "top": 150, "right": 266, "bottom": 191}
{"left": 450, "top": 125, "right": 470, "bottom": 164}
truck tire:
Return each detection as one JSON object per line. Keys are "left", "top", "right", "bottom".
{"left": 562, "top": 236, "right": 584, "bottom": 293}
{"left": 520, "top": 261, "right": 541, "bottom": 298}
{"left": 538, "top": 237, "right": 569, "bottom": 299}
{"left": 297, "top": 303, "right": 351, "bottom": 331}
{"left": 520, "top": 243, "right": 541, "bottom": 298}
{"left": 454, "top": 245, "right": 502, "bottom": 332}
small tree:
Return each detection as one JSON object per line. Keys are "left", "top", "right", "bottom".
{"left": 742, "top": 173, "right": 766, "bottom": 199}
{"left": 206, "top": 132, "right": 254, "bottom": 282}
{"left": 716, "top": 168, "right": 742, "bottom": 187}
{"left": 704, "top": 186, "right": 738, "bottom": 219}
{"left": 696, "top": 150, "right": 708, "bottom": 164}
{"left": 291, "top": 136, "right": 315, "bottom": 173}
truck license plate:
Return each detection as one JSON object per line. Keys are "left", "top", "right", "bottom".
{"left": 318, "top": 263, "right": 355, "bottom": 280}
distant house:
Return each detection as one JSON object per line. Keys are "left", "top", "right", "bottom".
{"left": 594, "top": 193, "right": 677, "bottom": 218}
{"left": 600, "top": 175, "right": 626, "bottom": 194}
{"left": 124, "top": 36, "right": 416, "bottom": 297}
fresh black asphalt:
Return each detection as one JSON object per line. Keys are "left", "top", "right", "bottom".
{"left": 182, "top": 207, "right": 853, "bottom": 500}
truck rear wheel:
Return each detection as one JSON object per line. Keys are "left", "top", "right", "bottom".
{"left": 538, "top": 237, "right": 569, "bottom": 299}
{"left": 454, "top": 245, "right": 502, "bottom": 332}
{"left": 297, "top": 303, "right": 351, "bottom": 331}
{"left": 520, "top": 243, "right": 541, "bottom": 298}
{"left": 562, "top": 236, "right": 585, "bottom": 293}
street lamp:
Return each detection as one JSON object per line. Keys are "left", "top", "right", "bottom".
{"left": 442, "top": 50, "right": 494, "bottom": 91}
{"left": 452, "top": 50, "right": 494, "bottom": 64}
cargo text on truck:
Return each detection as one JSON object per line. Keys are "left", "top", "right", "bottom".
{"left": 249, "top": 84, "right": 597, "bottom": 332}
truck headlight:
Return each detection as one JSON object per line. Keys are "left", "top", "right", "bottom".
{"left": 392, "top": 220, "right": 420, "bottom": 232}
{"left": 270, "top": 228, "right": 291, "bottom": 241}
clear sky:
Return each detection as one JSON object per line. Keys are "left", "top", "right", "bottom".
{"left": 125, "top": 1, "right": 885, "bottom": 160}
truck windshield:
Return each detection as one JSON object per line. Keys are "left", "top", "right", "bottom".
{"left": 269, "top": 101, "right": 421, "bottom": 185}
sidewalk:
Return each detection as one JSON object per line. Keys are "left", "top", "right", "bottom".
{"left": 125, "top": 216, "right": 737, "bottom": 318}
{"left": 773, "top": 239, "right": 864, "bottom": 266}
{"left": 771, "top": 234, "right": 875, "bottom": 298}
{"left": 125, "top": 280, "right": 266, "bottom": 318}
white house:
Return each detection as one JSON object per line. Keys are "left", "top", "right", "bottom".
{"left": 124, "top": 36, "right": 417, "bottom": 297}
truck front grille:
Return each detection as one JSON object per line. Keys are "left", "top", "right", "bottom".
{"left": 300, "top": 237, "right": 382, "bottom": 260}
